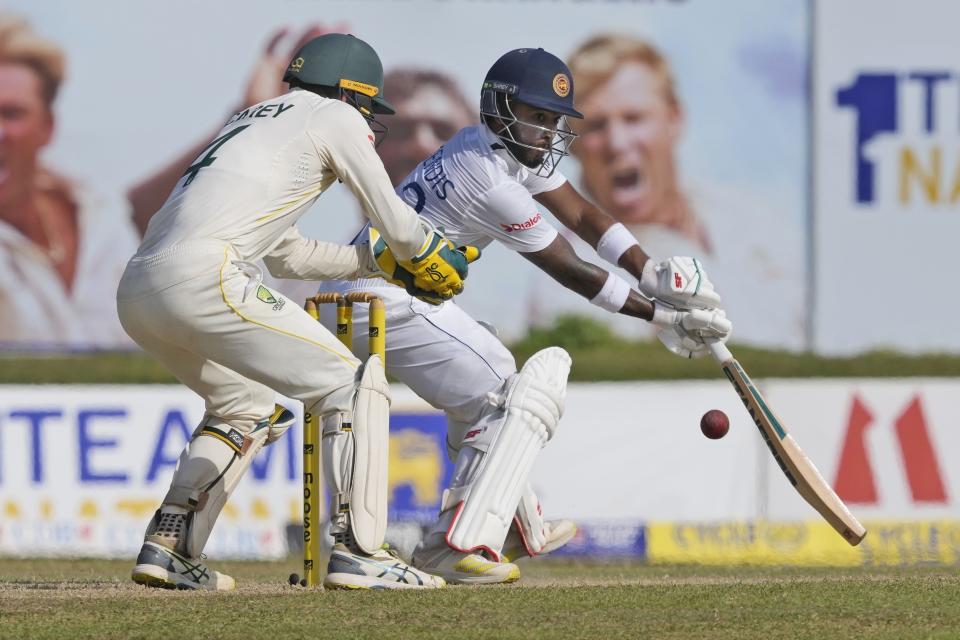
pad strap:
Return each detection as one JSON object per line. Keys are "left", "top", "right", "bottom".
{"left": 200, "top": 424, "right": 253, "bottom": 455}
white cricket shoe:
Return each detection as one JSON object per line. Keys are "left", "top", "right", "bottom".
{"left": 323, "top": 544, "right": 446, "bottom": 590}
{"left": 412, "top": 543, "right": 520, "bottom": 585}
{"left": 131, "top": 541, "right": 236, "bottom": 591}
{"left": 501, "top": 519, "right": 578, "bottom": 562}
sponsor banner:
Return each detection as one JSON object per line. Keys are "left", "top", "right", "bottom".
{"left": 814, "top": 0, "right": 960, "bottom": 353}
{"left": 3, "top": 378, "right": 959, "bottom": 558}
{"left": 761, "top": 380, "right": 960, "bottom": 522}
{"left": 648, "top": 521, "right": 960, "bottom": 566}
{"left": 534, "top": 379, "right": 960, "bottom": 526}
{"left": 387, "top": 412, "right": 454, "bottom": 524}
{"left": 532, "top": 381, "right": 768, "bottom": 522}
{"left": 648, "top": 521, "right": 860, "bottom": 565}
{"left": 550, "top": 521, "right": 647, "bottom": 558}
{"left": 0, "top": 385, "right": 446, "bottom": 559}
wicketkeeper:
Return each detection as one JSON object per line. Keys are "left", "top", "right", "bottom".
{"left": 117, "top": 34, "right": 477, "bottom": 591}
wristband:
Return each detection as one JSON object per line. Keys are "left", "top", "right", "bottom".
{"left": 596, "top": 223, "right": 640, "bottom": 265}
{"left": 590, "top": 272, "right": 632, "bottom": 312}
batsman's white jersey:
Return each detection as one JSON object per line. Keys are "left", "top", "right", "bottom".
{"left": 330, "top": 124, "right": 566, "bottom": 437}
{"left": 118, "top": 89, "right": 427, "bottom": 424}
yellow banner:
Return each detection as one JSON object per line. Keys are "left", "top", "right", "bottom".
{"left": 647, "top": 521, "right": 960, "bottom": 566}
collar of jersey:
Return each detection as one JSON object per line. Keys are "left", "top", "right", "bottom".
{"left": 479, "top": 124, "right": 524, "bottom": 172}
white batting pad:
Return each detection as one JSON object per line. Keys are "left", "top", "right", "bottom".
{"left": 445, "top": 347, "right": 571, "bottom": 558}
{"left": 512, "top": 484, "right": 548, "bottom": 555}
{"left": 322, "top": 355, "right": 391, "bottom": 554}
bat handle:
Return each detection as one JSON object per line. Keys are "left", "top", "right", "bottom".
{"left": 707, "top": 340, "right": 734, "bottom": 364}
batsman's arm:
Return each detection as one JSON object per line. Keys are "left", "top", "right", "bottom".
{"left": 534, "top": 182, "right": 650, "bottom": 281}
{"left": 707, "top": 341, "right": 867, "bottom": 546}
{"left": 521, "top": 233, "right": 654, "bottom": 320}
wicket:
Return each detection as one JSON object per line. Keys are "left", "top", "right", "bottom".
{"left": 300, "top": 293, "right": 386, "bottom": 587}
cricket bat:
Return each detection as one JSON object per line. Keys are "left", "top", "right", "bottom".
{"left": 709, "top": 342, "right": 867, "bottom": 546}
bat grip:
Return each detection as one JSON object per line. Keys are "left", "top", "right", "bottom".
{"left": 707, "top": 340, "right": 734, "bottom": 364}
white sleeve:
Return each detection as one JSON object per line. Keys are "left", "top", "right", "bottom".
{"left": 471, "top": 183, "right": 558, "bottom": 253}
{"left": 521, "top": 167, "right": 567, "bottom": 196}
{"left": 309, "top": 104, "right": 425, "bottom": 261}
{"left": 262, "top": 227, "right": 375, "bottom": 281}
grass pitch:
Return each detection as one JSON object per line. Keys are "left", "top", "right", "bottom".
{"left": 1, "top": 558, "right": 958, "bottom": 639}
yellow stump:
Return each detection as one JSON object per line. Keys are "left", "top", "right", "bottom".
{"left": 302, "top": 411, "right": 321, "bottom": 587}
{"left": 335, "top": 297, "right": 353, "bottom": 350}
{"left": 368, "top": 298, "right": 386, "bottom": 362}
{"left": 300, "top": 293, "right": 384, "bottom": 587}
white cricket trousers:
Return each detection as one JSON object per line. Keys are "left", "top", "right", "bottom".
{"left": 323, "top": 278, "right": 517, "bottom": 449}
{"left": 117, "top": 243, "right": 360, "bottom": 431}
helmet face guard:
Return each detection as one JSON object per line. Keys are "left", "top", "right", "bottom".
{"left": 481, "top": 86, "right": 577, "bottom": 178}
{"left": 339, "top": 79, "right": 389, "bottom": 147}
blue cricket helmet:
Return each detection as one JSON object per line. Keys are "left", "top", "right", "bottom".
{"left": 480, "top": 48, "right": 582, "bottom": 177}
{"left": 481, "top": 48, "right": 583, "bottom": 119}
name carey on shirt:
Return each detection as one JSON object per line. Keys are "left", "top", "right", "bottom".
{"left": 225, "top": 102, "right": 295, "bottom": 126}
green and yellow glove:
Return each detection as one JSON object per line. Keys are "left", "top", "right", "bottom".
{"left": 369, "top": 225, "right": 480, "bottom": 304}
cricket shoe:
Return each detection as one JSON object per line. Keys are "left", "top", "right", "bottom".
{"left": 131, "top": 541, "right": 236, "bottom": 591}
{"left": 323, "top": 543, "right": 446, "bottom": 590}
{"left": 412, "top": 543, "right": 520, "bottom": 585}
{"left": 501, "top": 519, "right": 578, "bottom": 562}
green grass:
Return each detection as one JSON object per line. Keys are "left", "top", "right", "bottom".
{"left": 0, "top": 351, "right": 177, "bottom": 384}
{"left": 1, "top": 558, "right": 959, "bottom": 639}
{"left": 4, "top": 314, "right": 960, "bottom": 383}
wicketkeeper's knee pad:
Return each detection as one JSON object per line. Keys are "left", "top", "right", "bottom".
{"left": 149, "top": 407, "right": 293, "bottom": 558}
{"left": 321, "top": 354, "right": 391, "bottom": 555}
{"left": 439, "top": 347, "right": 571, "bottom": 560}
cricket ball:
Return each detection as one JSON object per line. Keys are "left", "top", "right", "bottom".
{"left": 700, "top": 409, "right": 729, "bottom": 439}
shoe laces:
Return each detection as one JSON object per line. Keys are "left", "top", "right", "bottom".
{"left": 378, "top": 543, "right": 402, "bottom": 560}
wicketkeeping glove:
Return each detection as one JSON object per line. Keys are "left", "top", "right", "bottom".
{"left": 368, "top": 223, "right": 481, "bottom": 304}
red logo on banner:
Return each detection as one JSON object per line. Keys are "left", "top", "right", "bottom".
{"left": 834, "top": 396, "right": 877, "bottom": 503}
{"left": 834, "top": 394, "right": 947, "bottom": 504}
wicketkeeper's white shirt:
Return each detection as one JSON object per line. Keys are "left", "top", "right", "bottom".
{"left": 135, "top": 88, "right": 425, "bottom": 281}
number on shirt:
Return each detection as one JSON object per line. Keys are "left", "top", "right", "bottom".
{"left": 181, "top": 125, "right": 251, "bottom": 186}
{"left": 401, "top": 182, "right": 426, "bottom": 213}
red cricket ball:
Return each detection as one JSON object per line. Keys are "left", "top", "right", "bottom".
{"left": 700, "top": 409, "right": 730, "bottom": 439}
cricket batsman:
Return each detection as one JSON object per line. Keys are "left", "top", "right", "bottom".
{"left": 326, "top": 47, "right": 732, "bottom": 584}
{"left": 117, "top": 34, "right": 477, "bottom": 591}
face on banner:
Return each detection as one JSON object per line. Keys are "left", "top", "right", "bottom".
{"left": 2, "top": 0, "right": 807, "bottom": 350}
{"left": 570, "top": 40, "right": 684, "bottom": 226}
{"left": 377, "top": 69, "right": 476, "bottom": 187}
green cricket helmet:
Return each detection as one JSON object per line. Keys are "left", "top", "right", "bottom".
{"left": 283, "top": 33, "right": 395, "bottom": 116}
